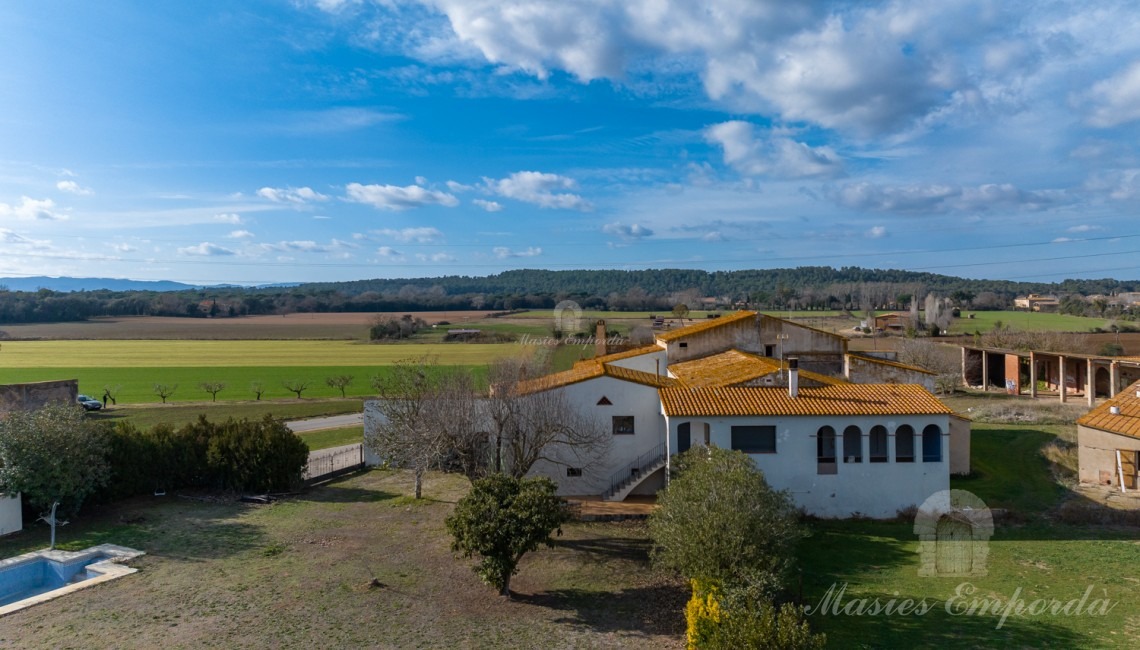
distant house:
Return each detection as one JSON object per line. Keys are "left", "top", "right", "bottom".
{"left": 874, "top": 312, "right": 907, "bottom": 332}
{"left": 1077, "top": 383, "right": 1140, "bottom": 490}
{"left": 1013, "top": 294, "right": 1060, "bottom": 312}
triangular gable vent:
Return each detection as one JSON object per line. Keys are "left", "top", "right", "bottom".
{"left": 597, "top": 396, "right": 613, "bottom": 406}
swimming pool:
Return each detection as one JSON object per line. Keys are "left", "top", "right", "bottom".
{"left": 0, "top": 544, "right": 144, "bottom": 616}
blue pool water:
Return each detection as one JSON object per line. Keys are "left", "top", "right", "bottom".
{"left": 0, "top": 553, "right": 105, "bottom": 607}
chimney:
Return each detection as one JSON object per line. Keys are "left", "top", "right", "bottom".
{"left": 788, "top": 357, "right": 799, "bottom": 398}
{"left": 1111, "top": 406, "right": 1122, "bottom": 415}
{"left": 595, "top": 319, "right": 607, "bottom": 357}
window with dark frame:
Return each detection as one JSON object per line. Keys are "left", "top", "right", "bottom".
{"left": 869, "top": 425, "right": 889, "bottom": 462}
{"left": 896, "top": 424, "right": 915, "bottom": 462}
{"left": 612, "top": 415, "right": 635, "bottom": 435}
{"left": 679, "top": 342, "right": 688, "bottom": 348}
{"left": 922, "top": 424, "right": 942, "bottom": 462}
{"left": 843, "top": 425, "right": 862, "bottom": 463}
{"left": 731, "top": 425, "right": 777, "bottom": 453}
{"left": 817, "top": 425, "right": 837, "bottom": 475}
{"left": 566, "top": 467, "right": 583, "bottom": 477}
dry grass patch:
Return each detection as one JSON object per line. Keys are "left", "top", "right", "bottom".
{"left": 0, "top": 470, "right": 684, "bottom": 649}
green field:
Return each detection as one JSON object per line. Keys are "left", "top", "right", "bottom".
{"left": 949, "top": 311, "right": 1112, "bottom": 333}
{"left": 88, "top": 399, "right": 364, "bottom": 430}
{"left": 297, "top": 425, "right": 364, "bottom": 451}
{"left": 0, "top": 339, "right": 527, "bottom": 367}
{"left": 0, "top": 365, "right": 491, "bottom": 403}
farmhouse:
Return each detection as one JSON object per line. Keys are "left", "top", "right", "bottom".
{"left": 1013, "top": 293, "right": 1060, "bottom": 312}
{"left": 512, "top": 311, "right": 968, "bottom": 518}
{"left": 1076, "top": 382, "right": 1140, "bottom": 490}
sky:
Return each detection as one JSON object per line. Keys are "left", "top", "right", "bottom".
{"left": 3, "top": 1, "right": 1140, "bottom": 286}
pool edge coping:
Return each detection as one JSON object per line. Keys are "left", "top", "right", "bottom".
{"left": 0, "top": 543, "right": 145, "bottom": 617}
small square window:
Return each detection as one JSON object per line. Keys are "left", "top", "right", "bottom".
{"left": 731, "top": 425, "right": 776, "bottom": 453}
{"left": 612, "top": 416, "right": 635, "bottom": 435}
{"left": 566, "top": 467, "right": 583, "bottom": 477}
{"left": 679, "top": 342, "right": 688, "bottom": 348}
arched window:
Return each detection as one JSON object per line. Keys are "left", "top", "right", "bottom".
{"left": 869, "top": 425, "right": 888, "bottom": 463}
{"left": 817, "top": 426, "right": 837, "bottom": 475}
{"left": 843, "top": 425, "right": 862, "bottom": 463}
{"left": 896, "top": 425, "right": 915, "bottom": 463}
{"left": 922, "top": 424, "right": 943, "bottom": 462}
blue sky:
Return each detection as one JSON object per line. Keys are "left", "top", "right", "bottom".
{"left": 3, "top": 1, "right": 1140, "bottom": 285}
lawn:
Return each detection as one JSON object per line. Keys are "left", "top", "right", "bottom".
{"left": 0, "top": 470, "right": 685, "bottom": 649}
{"left": 297, "top": 425, "right": 363, "bottom": 451}
{"left": 798, "top": 422, "right": 1139, "bottom": 648}
{"left": 88, "top": 399, "right": 364, "bottom": 430}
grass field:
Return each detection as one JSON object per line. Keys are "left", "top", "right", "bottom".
{"left": 948, "top": 311, "right": 1112, "bottom": 333}
{"left": 89, "top": 399, "right": 364, "bottom": 430}
{"left": 0, "top": 471, "right": 684, "bottom": 649}
{"left": 297, "top": 425, "right": 363, "bottom": 451}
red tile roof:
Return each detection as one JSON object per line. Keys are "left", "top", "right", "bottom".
{"left": 1077, "top": 380, "right": 1140, "bottom": 439}
{"left": 658, "top": 384, "right": 951, "bottom": 417}
{"left": 655, "top": 311, "right": 758, "bottom": 342}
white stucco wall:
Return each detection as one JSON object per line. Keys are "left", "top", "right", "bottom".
{"left": 606, "top": 349, "right": 668, "bottom": 374}
{"left": 666, "top": 414, "right": 951, "bottom": 518}
{"left": 528, "top": 376, "right": 668, "bottom": 495}
{"left": 0, "top": 493, "right": 21, "bottom": 537}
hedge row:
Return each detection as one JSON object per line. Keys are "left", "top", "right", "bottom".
{"left": 97, "top": 415, "right": 309, "bottom": 502}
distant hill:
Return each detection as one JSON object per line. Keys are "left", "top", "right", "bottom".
{"left": 0, "top": 276, "right": 199, "bottom": 293}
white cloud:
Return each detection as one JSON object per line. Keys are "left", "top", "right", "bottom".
{"left": 866, "top": 226, "right": 887, "bottom": 239}
{"left": 345, "top": 182, "right": 459, "bottom": 210}
{"left": 56, "top": 180, "right": 93, "bottom": 196}
{"left": 1084, "top": 61, "right": 1140, "bottom": 128}
{"left": 110, "top": 242, "right": 138, "bottom": 253}
{"left": 213, "top": 213, "right": 243, "bottom": 224}
{"left": 473, "top": 199, "right": 503, "bottom": 212}
{"left": 271, "top": 107, "right": 400, "bottom": 134}
{"left": 446, "top": 180, "right": 473, "bottom": 192}
{"left": 369, "top": 227, "right": 444, "bottom": 243}
{"left": 1067, "top": 224, "right": 1103, "bottom": 233}
{"left": 417, "top": 252, "right": 456, "bottom": 262}
{"left": 261, "top": 239, "right": 356, "bottom": 253}
{"left": 493, "top": 246, "right": 542, "bottom": 259}
{"left": 178, "top": 242, "right": 236, "bottom": 256}
{"left": 602, "top": 222, "right": 654, "bottom": 239}
{"left": 377, "top": 246, "right": 403, "bottom": 258}
{"left": 705, "top": 121, "right": 844, "bottom": 178}
{"left": 828, "top": 181, "right": 1064, "bottom": 215}
{"left": 0, "top": 197, "right": 66, "bottom": 221}
{"left": 228, "top": 230, "right": 255, "bottom": 239}
{"left": 483, "top": 171, "right": 592, "bottom": 210}
{"left": 256, "top": 186, "right": 329, "bottom": 204}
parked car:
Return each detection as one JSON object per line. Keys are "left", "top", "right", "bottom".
{"left": 77, "top": 394, "right": 102, "bottom": 411}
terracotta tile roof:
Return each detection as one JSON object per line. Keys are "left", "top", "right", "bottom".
{"left": 800, "top": 369, "right": 850, "bottom": 386}
{"left": 575, "top": 344, "right": 663, "bottom": 368}
{"left": 759, "top": 313, "right": 848, "bottom": 341}
{"left": 848, "top": 353, "right": 936, "bottom": 376}
{"left": 655, "top": 310, "right": 757, "bottom": 342}
{"left": 658, "top": 384, "right": 952, "bottom": 417}
{"left": 518, "top": 362, "right": 677, "bottom": 394}
{"left": 668, "top": 350, "right": 781, "bottom": 388}
{"left": 1077, "top": 380, "right": 1140, "bottom": 439}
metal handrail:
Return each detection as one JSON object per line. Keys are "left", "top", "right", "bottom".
{"left": 606, "top": 441, "right": 667, "bottom": 497}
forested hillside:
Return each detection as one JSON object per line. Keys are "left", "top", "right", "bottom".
{"left": 0, "top": 267, "right": 1135, "bottom": 324}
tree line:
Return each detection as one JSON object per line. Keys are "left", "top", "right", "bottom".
{"left": 3, "top": 267, "right": 1138, "bottom": 324}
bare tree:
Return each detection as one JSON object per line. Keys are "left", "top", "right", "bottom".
{"left": 198, "top": 381, "right": 227, "bottom": 402}
{"left": 896, "top": 339, "right": 962, "bottom": 395}
{"left": 102, "top": 384, "right": 122, "bottom": 406}
{"left": 325, "top": 374, "right": 354, "bottom": 398}
{"left": 485, "top": 358, "right": 610, "bottom": 480}
{"left": 250, "top": 381, "right": 266, "bottom": 400}
{"left": 153, "top": 383, "right": 177, "bottom": 404}
{"left": 431, "top": 368, "right": 490, "bottom": 482}
{"left": 282, "top": 379, "right": 311, "bottom": 399}
{"left": 367, "top": 358, "right": 450, "bottom": 499}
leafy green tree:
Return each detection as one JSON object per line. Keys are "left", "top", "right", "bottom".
{"left": 649, "top": 446, "right": 803, "bottom": 597}
{"left": 702, "top": 598, "right": 825, "bottom": 650}
{"left": 0, "top": 403, "right": 110, "bottom": 547}
{"left": 446, "top": 474, "right": 568, "bottom": 597}
{"left": 672, "top": 303, "right": 690, "bottom": 320}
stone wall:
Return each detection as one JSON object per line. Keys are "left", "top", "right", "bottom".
{"left": 0, "top": 379, "right": 78, "bottom": 413}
